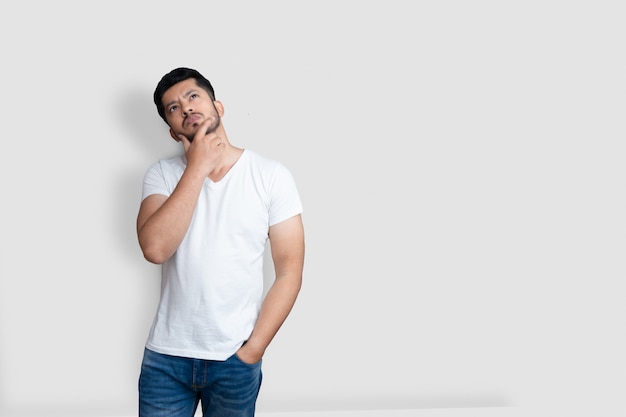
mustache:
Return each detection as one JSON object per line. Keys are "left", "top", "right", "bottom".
{"left": 184, "top": 117, "right": 221, "bottom": 142}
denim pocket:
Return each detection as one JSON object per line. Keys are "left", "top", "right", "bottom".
{"left": 232, "top": 352, "right": 262, "bottom": 367}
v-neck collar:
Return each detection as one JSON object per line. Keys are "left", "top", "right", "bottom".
{"left": 204, "top": 149, "right": 247, "bottom": 189}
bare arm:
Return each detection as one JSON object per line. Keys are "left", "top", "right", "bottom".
{"left": 237, "top": 214, "right": 305, "bottom": 363}
{"left": 137, "top": 120, "right": 224, "bottom": 264}
{"left": 136, "top": 170, "right": 205, "bottom": 264}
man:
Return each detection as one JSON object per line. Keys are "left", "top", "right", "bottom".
{"left": 136, "top": 67, "right": 305, "bottom": 417}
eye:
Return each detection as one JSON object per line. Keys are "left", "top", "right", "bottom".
{"left": 190, "top": 93, "right": 199, "bottom": 100}
{"left": 168, "top": 105, "right": 178, "bottom": 113}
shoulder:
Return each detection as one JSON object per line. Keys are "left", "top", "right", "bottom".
{"left": 158, "top": 154, "right": 186, "bottom": 168}
{"left": 244, "top": 149, "right": 277, "bottom": 166}
{"left": 145, "top": 154, "right": 186, "bottom": 175}
{"left": 243, "top": 149, "right": 290, "bottom": 176}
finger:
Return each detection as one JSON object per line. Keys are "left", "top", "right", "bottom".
{"left": 211, "top": 135, "right": 222, "bottom": 146}
{"left": 178, "top": 133, "right": 191, "bottom": 152}
{"left": 195, "top": 119, "right": 214, "bottom": 141}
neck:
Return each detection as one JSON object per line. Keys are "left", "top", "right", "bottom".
{"left": 209, "top": 144, "right": 244, "bottom": 182}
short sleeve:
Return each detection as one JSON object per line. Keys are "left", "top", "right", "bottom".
{"left": 268, "top": 163, "right": 303, "bottom": 226}
{"left": 141, "top": 161, "right": 171, "bottom": 201}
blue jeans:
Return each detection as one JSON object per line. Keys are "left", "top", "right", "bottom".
{"left": 139, "top": 348, "right": 262, "bottom": 417}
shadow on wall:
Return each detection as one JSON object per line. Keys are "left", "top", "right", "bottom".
{"left": 113, "top": 85, "right": 181, "bottom": 261}
{"left": 116, "top": 85, "right": 180, "bottom": 163}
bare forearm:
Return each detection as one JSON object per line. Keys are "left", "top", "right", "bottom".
{"left": 137, "top": 169, "right": 205, "bottom": 263}
{"left": 240, "top": 274, "right": 302, "bottom": 361}
{"left": 236, "top": 214, "right": 305, "bottom": 362}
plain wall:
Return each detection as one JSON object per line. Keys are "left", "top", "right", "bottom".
{"left": 0, "top": 1, "right": 623, "bottom": 416}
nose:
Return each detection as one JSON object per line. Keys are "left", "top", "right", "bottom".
{"left": 183, "top": 103, "right": 193, "bottom": 115}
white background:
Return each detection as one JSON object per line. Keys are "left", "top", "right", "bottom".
{"left": 0, "top": 1, "right": 623, "bottom": 416}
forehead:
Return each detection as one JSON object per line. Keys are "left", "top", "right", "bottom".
{"left": 162, "top": 78, "right": 201, "bottom": 103}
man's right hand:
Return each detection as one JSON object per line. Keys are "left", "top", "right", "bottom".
{"left": 177, "top": 119, "right": 225, "bottom": 178}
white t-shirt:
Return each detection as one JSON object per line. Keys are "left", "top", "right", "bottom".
{"left": 141, "top": 149, "right": 302, "bottom": 360}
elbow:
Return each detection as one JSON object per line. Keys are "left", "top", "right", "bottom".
{"left": 139, "top": 242, "right": 171, "bottom": 265}
{"left": 138, "top": 228, "right": 174, "bottom": 264}
{"left": 286, "top": 272, "right": 303, "bottom": 295}
{"left": 143, "top": 252, "right": 167, "bottom": 265}
{"left": 294, "top": 274, "right": 303, "bottom": 292}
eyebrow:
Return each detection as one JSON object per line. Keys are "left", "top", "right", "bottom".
{"left": 164, "top": 89, "right": 200, "bottom": 109}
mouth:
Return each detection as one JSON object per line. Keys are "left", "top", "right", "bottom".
{"left": 184, "top": 114, "right": 201, "bottom": 128}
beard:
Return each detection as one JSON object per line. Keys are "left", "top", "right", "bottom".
{"left": 184, "top": 102, "right": 222, "bottom": 142}
{"left": 184, "top": 116, "right": 221, "bottom": 142}
{"left": 204, "top": 115, "right": 221, "bottom": 135}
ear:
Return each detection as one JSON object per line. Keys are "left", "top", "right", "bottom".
{"left": 214, "top": 100, "right": 225, "bottom": 117}
{"left": 169, "top": 128, "right": 181, "bottom": 142}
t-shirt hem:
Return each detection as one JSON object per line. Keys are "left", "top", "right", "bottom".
{"left": 145, "top": 341, "right": 241, "bottom": 361}
{"left": 269, "top": 208, "right": 303, "bottom": 227}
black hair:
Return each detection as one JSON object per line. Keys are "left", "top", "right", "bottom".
{"left": 153, "top": 67, "right": 216, "bottom": 124}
